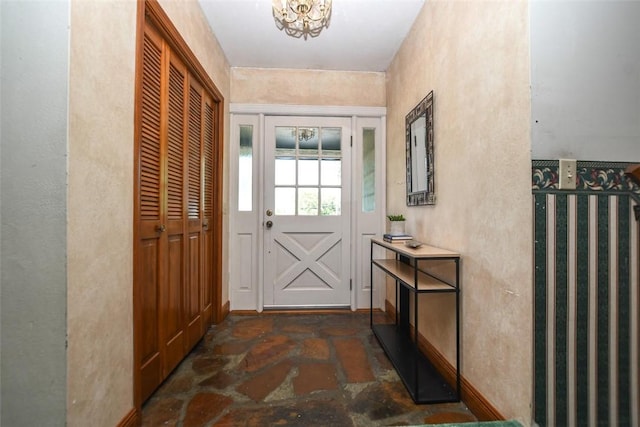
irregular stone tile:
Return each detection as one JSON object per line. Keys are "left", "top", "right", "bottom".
{"left": 154, "top": 370, "right": 194, "bottom": 396}
{"left": 241, "top": 335, "right": 295, "bottom": 372}
{"left": 293, "top": 363, "right": 338, "bottom": 395}
{"left": 334, "top": 337, "right": 375, "bottom": 383}
{"left": 190, "top": 344, "right": 209, "bottom": 356}
{"left": 141, "top": 397, "right": 183, "bottom": 427}
{"left": 350, "top": 381, "right": 416, "bottom": 421}
{"left": 367, "top": 333, "right": 378, "bottom": 347}
{"left": 322, "top": 314, "right": 367, "bottom": 329}
{"left": 198, "top": 371, "right": 236, "bottom": 389}
{"left": 214, "top": 399, "right": 353, "bottom": 426}
{"left": 281, "top": 323, "right": 314, "bottom": 334}
{"left": 375, "top": 351, "right": 393, "bottom": 371}
{"left": 236, "top": 360, "right": 293, "bottom": 401}
{"left": 264, "top": 374, "right": 295, "bottom": 402}
{"left": 203, "top": 327, "right": 230, "bottom": 348}
{"left": 301, "top": 338, "right": 330, "bottom": 360}
{"left": 423, "top": 411, "right": 477, "bottom": 424}
{"left": 183, "top": 392, "right": 233, "bottom": 427}
{"left": 321, "top": 326, "right": 359, "bottom": 337}
{"left": 212, "top": 341, "right": 250, "bottom": 355}
{"left": 191, "top": 356, "right": 227, "bottom": 375}
{"left": 232, "top": 317, "right": 274, "bottom": 339}
{"left": 372, "top": 311, "right": 395, "bottom": 325}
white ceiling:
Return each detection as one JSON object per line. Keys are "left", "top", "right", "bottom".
{"left": 198, "top": 0, "right": 426, "bottom": 72}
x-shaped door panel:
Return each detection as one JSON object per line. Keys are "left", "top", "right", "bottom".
{"left": 273, "top": 231, "right": 342, "bottom": 292}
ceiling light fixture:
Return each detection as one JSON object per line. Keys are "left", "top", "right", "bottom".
{"left": 296, "top": 127, "right": 316, "bottom": 142}
{"left": 272, "top": 0, "right": 332, "bottom": 40}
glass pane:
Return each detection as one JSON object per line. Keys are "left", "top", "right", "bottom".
{"left": 297, "top": 188, "right": 318, "bottom": 215}
{"left": 320, "top": 158, "right": 341, "bottom": 186}
{"left": 275, "top": 158, "right": 296, "bottom": 186}
{"left": 298, "top": 159, "right": 319, "bottom": 186}
{"left": 321, "top": 127, "right": 341, "bottom": 158}
{"left": 275, "top": 187, "right": 295, "bottom": 215}
{"left": 238, "top": 125, "right": 253, "bottom": 211}
{"left": 275, "top": 126, "right": 296, "bottom": 157}
{"left": 321, "top": 188, "right": 341, "bottom": 216}
{"left": 362, "top": 127, "right": 375, "bottom": 212}
{"left": 298, "top": 127, "right": 319, "bottom": 156}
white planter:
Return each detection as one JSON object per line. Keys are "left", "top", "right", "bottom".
{"left": 389, "top": 220, "right": 405, "bottom": 235}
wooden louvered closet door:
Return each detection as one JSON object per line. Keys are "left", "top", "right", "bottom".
{"left": 163, "top": 48, "right": 187, "bottom": 377}
{"left": 138, "top": 25, "right": 164, "bottom": 401}
{"left": 136, "top": 21, "right": 218, "bottom": 403}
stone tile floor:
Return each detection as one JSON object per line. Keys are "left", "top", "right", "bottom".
{"left": 142, "top": 312, "right": 477, "bottom": 426}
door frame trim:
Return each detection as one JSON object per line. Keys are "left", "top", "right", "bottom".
{"left": 230, "top": 103, "right": 386, "bottom": 118}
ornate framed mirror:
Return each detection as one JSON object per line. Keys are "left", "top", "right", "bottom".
{"left": 405, "top": 91, "right": 435, "bottom": 206}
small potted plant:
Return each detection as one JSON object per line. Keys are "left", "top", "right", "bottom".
{"left": 387, "top": 214, "right": 406, "bottom": 235}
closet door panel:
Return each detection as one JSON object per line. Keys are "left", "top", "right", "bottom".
{"left": 187, "top": 233, "right": 202, "bottom": 349}
{"left": 138, "top": 26, "right": 163, "bottom": 402}
{"left": 161, "top": 52, "right": 188, "bottom": 375}
{"left": 139, "top": 238, "right": 161, "bottom": 401}
{"left": 163, "top": 234, "right": 185, "bottom": 373}
{"left": 185, "top": 78, "right": 203, "bottom": 349}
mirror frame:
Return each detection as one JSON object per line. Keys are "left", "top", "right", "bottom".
{"left": 405, "top": 90, "right": 435, "bottom": 206}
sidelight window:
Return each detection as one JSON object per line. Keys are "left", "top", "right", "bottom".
{"left": 362, "top": 127, "right": 376, "bottom": 212}
{"left": 238, "top": 125, "right": 253, "bottom": 211}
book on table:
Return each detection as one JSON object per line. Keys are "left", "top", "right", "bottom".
{"left": 383, "top": 233, "right": 413, "bottom": 242}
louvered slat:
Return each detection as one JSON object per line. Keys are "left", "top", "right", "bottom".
{"left": 203, "top": 102, "right": 214, "bottom": 217}
{"left": 167, "top": 62, "right": 185, "bottom": 221}
{"left": 188, "top": 85, "right": 201, "bottom": 219}
{"left": 140, "top": 35, "right": 162, "bottom": 220}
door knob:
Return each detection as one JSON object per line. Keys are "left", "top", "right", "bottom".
{"left": 265, "top": 220, "right": 273, "bottom": 229}
{"left": 266, "top": 209, "right": 273, "bottom": 217}
{"left": 156, "top": 224, "right": 166, "bottom": 232}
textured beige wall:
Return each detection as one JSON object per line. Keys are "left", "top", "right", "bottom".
{"left": 231, "top": 67, "right": 386, "bottom": 106}
{"left": 386, "top": 0, "right": 532, "bottom": 423}
{"left": 67, "top": 0, "right": 230, "bottom": 425}
{"left": 67, "top": 1, "right": 136, "bottom": 425}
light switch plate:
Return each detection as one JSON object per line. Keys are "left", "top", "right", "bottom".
{"left": 558, "top": 159, "right": 577, "bottom": 190}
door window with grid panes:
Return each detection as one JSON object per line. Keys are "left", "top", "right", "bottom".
{"left": 274, "top": 126, "right": 342, "bottom": 216}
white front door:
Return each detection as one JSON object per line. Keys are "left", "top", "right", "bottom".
{"left": 263, "top": 116, "right": 351, "bottom": 308}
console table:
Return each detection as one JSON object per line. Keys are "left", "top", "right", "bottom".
{"left": 369, "top": 238, "right": 461, "bottom": 403}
